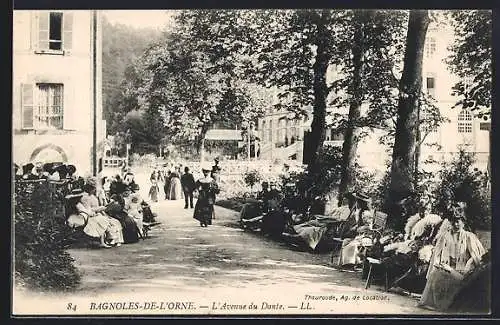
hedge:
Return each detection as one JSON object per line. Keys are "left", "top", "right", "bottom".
{"left": 14, "top": 179, "right": 81, "bottom": 291}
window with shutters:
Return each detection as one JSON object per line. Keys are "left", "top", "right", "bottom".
{"left": 34, "top": 11, "right": 73, "bottom": 54}
{"left": 22, "top": 83, "right": 64, "bottom": 130}
{"left": 458, "top": 109, "right": 473, "bottom": 133}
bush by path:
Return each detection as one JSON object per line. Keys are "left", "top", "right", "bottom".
{"left": 14, "top": 180, "right": 81, "bottom": 291}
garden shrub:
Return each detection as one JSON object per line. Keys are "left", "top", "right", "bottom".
{"left": 373, "top": 150, "right": 491, "bottom": 232}
{"left": 14, "top": 180, "right": 81, "bottom": 291}
{"left": 432, "top": 150, "right": 491, "bottom": 231}
{"left": 243, "top": 169, "right": 262, "bottom": 192}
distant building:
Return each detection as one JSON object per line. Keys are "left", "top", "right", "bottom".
{"left": 12, "top": 10, "right": 106, "bottom": 175}
{"left": 257, "top": 22, "right": 490, "bottom": 175}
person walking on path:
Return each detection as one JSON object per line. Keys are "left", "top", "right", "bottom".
{"left": 193, "top": 165, "right": 219, "bottom": 227}
{"left": 181, "top": 166, "right": 196, "bottom": 209}
{"left": 149, "top": 170, "right": 159, "bottom": 202}
{"left": 211, "top": 157, "right": 221, "bottom": 219}
{"left": 167, "top": 166, "right": 183, "bottom": 200}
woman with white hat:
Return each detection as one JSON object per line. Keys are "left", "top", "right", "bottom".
{"left": 193, "top": 164, "right": 219, "bottom": 227}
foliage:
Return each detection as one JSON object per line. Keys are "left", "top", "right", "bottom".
{"left": 243, "top": 169, "right": 263, "bottom": 190}
{"left": 447, "top": 10, "right": 492, "bottom": 118}
{"left": 14, "top": 181, "right": 81, "bottom": 291}
{"left": 129, "top": 11, "right": 271, "bottom": 151}
{"left": 432, "top": 150, "right": 491, "bottom": 231}
{"left": 101, "top": 15, "right": 162, "bottom": 134}
{"left": 295, "top": 146, "right": 343, "bottom": 200}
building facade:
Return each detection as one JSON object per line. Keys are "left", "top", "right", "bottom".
{"left": 12, "top": 10, "right": 105, "bottom": 175}
{"left": 257, "top": 22, "right": 490, "bottom": 175}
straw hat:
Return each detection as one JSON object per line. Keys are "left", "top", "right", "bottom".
{"left": 201, "top": 163, "right": 212, "bottom": 172}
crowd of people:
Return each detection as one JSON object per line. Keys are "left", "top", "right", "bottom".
{"left": 238, "top": 178, "right": 490, "bottom": 312}
{"left": 14, "top": 161, "right": 161, "bottom": 249}
{"left": 64, "top": 169, "right": 161, "bottom": 248}
{"left": 148, "top": 158, "right": 222, "bottom": 227}
{"left": 14, "top": 159, "right": 489, "bottom": 312}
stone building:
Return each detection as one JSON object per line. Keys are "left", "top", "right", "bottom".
{"left": 12, "top": 10, "right": 106, "bottom": 175}
{"left": 257, "top": 22, "right": 490, "bottom": 175}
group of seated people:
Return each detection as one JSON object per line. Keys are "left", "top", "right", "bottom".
{"left": 65, "top": 170, "right": 160, "bottom": 248}
{"left": 359, "top": 199, "right": 489, "bottom": 312}
{"left": 15, "top": 162, "right": 82, "bottom": 182}
{"left": 239, "top": 180, "right": 490, "bottom": 312}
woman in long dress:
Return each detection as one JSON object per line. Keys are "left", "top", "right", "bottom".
{"left": 193, "top": 167, "right": 219, "bottom": 227}
{"left": 77, "top": 183, "right": 124, "bottom": 248}
{"left": 149, "top": 171, "right": 159, "bottom": 202}
{"left": 167, "top": 167, "right": 183, "bottom": 200}
{"left": 419, "top": 203, "right": 486, "bottom": 311}
{"left": 338, "top": 192, "right": 374, "bottom": 268}
{"left": 105, "top": 194, "right": 140, "bottom": 244}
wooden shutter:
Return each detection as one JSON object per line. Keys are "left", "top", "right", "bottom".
{"left": 37, "top": 12, "right": 49, "bottom": 50}
{"left": 21, "top": 84, "right": 34, "bottom": 129}
{"left": 63, "top": 12, "right": 73, "bottom": 52}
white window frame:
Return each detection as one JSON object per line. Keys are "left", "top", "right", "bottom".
{"left": 34, "top": 11, "right": 73, "bottom": 55}
{"left": 34, "top": 83, "right": 64, "bottom": 130}
{"left": 458, "top": 109, "right": 473, "bottom": 134}
{"left": 426, "top": 36, "right": 437, "bottom": 58}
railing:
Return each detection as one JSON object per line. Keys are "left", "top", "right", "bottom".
{"left": 103, "top": 157, "right": 126, "bottom": 168}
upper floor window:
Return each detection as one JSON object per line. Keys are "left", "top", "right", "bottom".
{"left": 458, "top": 109, "right": 473, "bottom": 133}
{"left": 34, "top": 11, "right": 73, "bottom": 53}
{"left": 425, "top": 36, "right": 437, "bottom": 58}
{"left": 22, "top": 83, "right": 64, "bottom": 130}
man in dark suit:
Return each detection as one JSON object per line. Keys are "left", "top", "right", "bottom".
{"left": 181, "top": 166, "right": 196, "bottom": 209}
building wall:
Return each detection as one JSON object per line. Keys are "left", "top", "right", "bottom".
{"left": 12, "top": 10, "right": 104, "bottom": 175}
{"left": 257, "top": 22, "right": 490, "bottom": 173}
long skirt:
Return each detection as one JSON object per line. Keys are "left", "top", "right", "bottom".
{"left": 112, "top": 215, "right": 140, "bottom": 244}
{"left": 240, "top": 200, "right": 263, "bottom": 221}
{"left": 339, "top": 238, "right": 363, "bottom": 266}
{"left": 168, "top": 178, "right": 183, "bottom": 200}
{"left": 419, "top": 267, "right": 464, "bottom": 311}
{"left": 194, "top": 200, "right": 213, "bottom": 225}
{"left": 149, "top": 184, "right": 159, "bottom": 202}
{"left": 83, "top": 214, "right": 111, "bottom": 238}
{"left": 106, "top": 216, "right": 124, "bottom": 244}
{"left": 292, "top": 224, "right": 328, "bottom": 250}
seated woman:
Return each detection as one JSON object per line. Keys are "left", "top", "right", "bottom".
{"left": 241, "top": 182, "right": 282, "bottom": 232}
{"left": 106, "top": 194, "right": 140, "bottom": 244}
{"left": 240, "top": 181, "right": 269, "bottom": 224}
{"left": 65, "top": 184, "right": 123, "bottom": 248}
{"left": 337, "top": 192, "right": 374, "bottom": 269}
{"left": 419, "top": 202, "right": 486, "bottom": 311}
{"left": 126, "top": 192, "right": 145, "bottom": 238}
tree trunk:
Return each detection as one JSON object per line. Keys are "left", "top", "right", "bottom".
{"left": 307, "top": 12, "right": 330, "bottom": 172}
{"left": 338, "top": 10, "right": 370, "bottom": 206}
{"left": 196, "top": 124, "right": 210, "bottom": 155}
{"left": 414, "top": 99, "right": 421, "bottom": 174}
{"left": 386, "top": 10, "right": 430, "bottom": 230}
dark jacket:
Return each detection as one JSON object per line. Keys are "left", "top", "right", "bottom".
{"left": 181, "top": 172, "right": 196, "bottom": 192}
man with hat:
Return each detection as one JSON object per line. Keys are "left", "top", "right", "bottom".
{"left": 181, "top": 166, "right": 196, "bottom": 209}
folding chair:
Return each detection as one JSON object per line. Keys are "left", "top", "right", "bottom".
{"left": 363, "top": 211, "right": 389, "bottom": 290}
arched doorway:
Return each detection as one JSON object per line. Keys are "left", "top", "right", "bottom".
{"left": 30, "top": 143, "right": 68, "bottom": 164}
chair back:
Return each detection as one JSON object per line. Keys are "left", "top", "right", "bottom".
{"left": 372, "top": 210, "right": 388, "bottom": 230}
